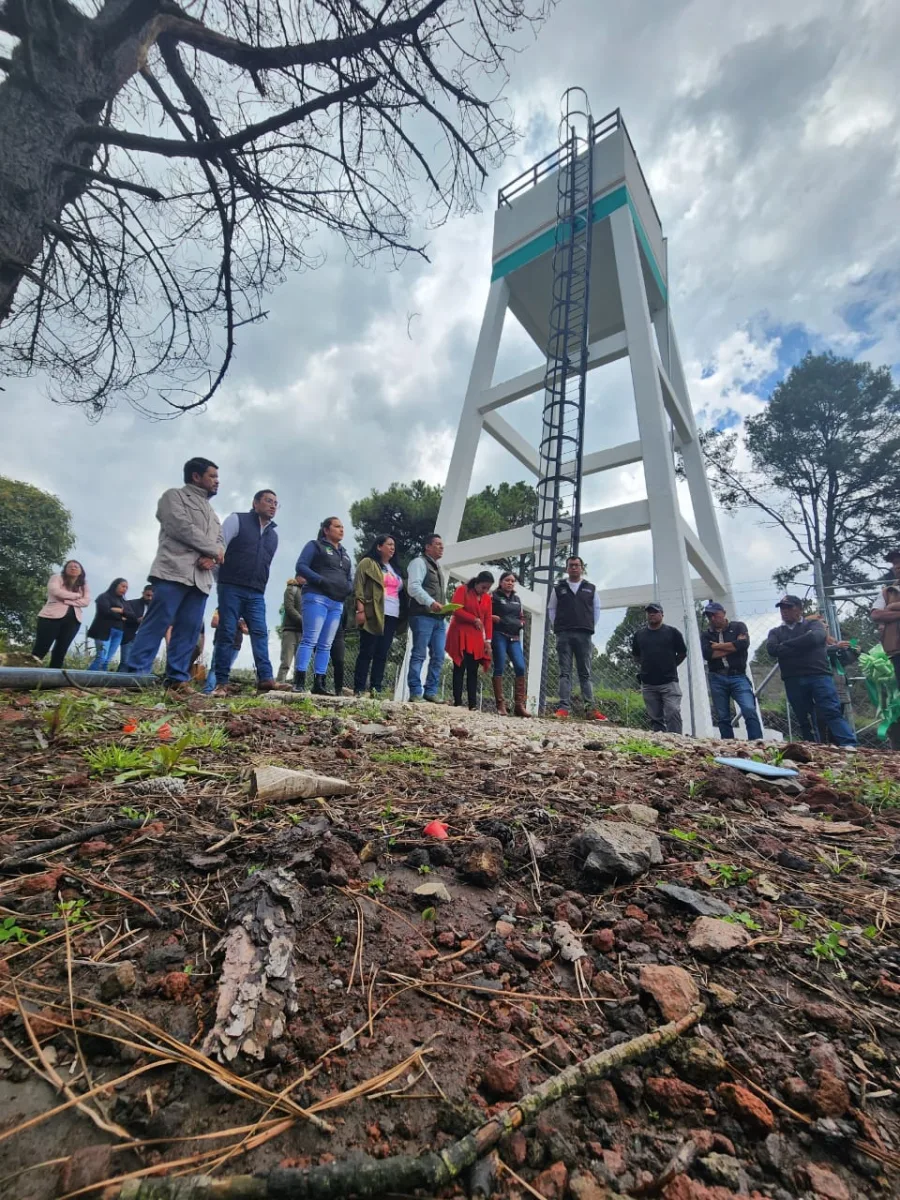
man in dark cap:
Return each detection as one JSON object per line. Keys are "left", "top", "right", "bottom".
{"left": 631, "top": 603, "right": 688, "bottom": 733}
{"left": 766, "top": 596, "right": 857, "bottom": 747}
{"left": 700, "top": 602, "right": 763, "bottom": 740}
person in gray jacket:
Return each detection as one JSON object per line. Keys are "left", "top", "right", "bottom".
{"left": 126, "top": 457, "right": 224, "bottom": 692}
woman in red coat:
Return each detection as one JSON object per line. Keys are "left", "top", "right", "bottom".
{"left": 446, "top": 571, "right": 494, "bottom": 709}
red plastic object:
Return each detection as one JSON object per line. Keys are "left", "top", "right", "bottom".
{"left": 554, "top": 709, "right": 569, "bottom": 719}
{"left": 423, "top": 819, "right": 449, "bottom": 840}
{"left": 157, "top": 723, "right": 173, "bottom": 740}
{"left": 122, "top": 721, "right": 138, "bottom": 734}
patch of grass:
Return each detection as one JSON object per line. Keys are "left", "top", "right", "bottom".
{"left": 85, "top": 745, "right": 148, "bottom": 774}
{"left": 822, "top": 764, "right": 900, "bottom": 811}
{"left": 613, "top": 737, "right": 676, "bottom": 759}
{"left": 40, "top": 695, "right": 116, "bottom": 740}
{"left": 225, "top": 696, "right": 272, "bottom": 712}
{"left": 371, "top": 747, "right": 435, "bottom": 766}
{"left": 818, "top": 848, "right": 865, "bottom": 876}
{"left": 367, "top": 875, "right": 387, "bottom": 895}
{"left": 54, "top": 898, "right": 92, "bottom": 929}
{"left": 348, "top": 700, "right": 385, "bottom": 723}
{"left": 118, "top": 805, "right": 156, "bottom": 821}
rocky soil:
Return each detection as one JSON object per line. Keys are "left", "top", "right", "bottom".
{"left": 0, "top": 687, "right": 899, "bottom": 1200}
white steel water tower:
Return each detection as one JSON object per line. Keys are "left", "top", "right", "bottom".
{"left": 432, "top": 96, "right": 734, "bottom": 734}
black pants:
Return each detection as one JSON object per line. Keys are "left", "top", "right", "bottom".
{"left": 32, "top": 607, "right": 80, "bottom": 669}
{"left": 354, "top": 616, "right": 399, "bottom": 693}
{"left": 894, "top": 656, "right": 900, "bottom": 688}
{"left": 452, "top": 652, "right": 479, "bottom": 709}
{"left": 330, "top": 625, "right": 345, "bottom": 692}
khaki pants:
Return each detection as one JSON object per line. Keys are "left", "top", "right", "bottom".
{"left": 277, "top": 628, "right": 302, "bottom": 682}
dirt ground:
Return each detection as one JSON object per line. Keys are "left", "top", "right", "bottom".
{"left": 0, "top": 685, "right": 899, "bottom": 1200}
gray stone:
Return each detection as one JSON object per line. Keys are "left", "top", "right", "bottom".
{"left": 99, "top": 960, "right": 137, "bottom": 1001}
{"left": 687, "top": 916, "right": 751, "bottom": 961}
{"left": 699, "top": 1153, "right": 745, "bottom": 1191}
{"left": 609, "top": 802, "right": 659, "bottom": 827}
{"left": 412, "top": 880, "right": 452, "bottom": 906}
{"left": 655, "top": 882, "right": 733, "bottom": 918}
{"left": 572, "top": 821, "right": 663, "bottom": 882}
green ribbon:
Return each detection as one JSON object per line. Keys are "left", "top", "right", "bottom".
{"left": 859, "top": 646, "right": 900, "bottom": 739}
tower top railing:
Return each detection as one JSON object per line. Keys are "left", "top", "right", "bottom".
{"left": 496, "top": 107, "right": 662, "bottom": 231}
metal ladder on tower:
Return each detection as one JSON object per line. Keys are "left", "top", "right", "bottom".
{"left": 531, "top": 89, "right": 595, "bottom": 713}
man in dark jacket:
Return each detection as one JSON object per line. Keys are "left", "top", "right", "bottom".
{"left": 700, "top": 602, "right": 763, "bottom": 740}
{"left": 766, "top": 596, "right": 856, "bottom": 746}
{"left": 632, "top": 603, "right": 688, "bottom": 733}
{"left": 548, "top": 556, "right": 606, "bottom": 720}
{"left": 211, "top": 489, "right": 288, "bottom": 693}
{"left": 277, "top": 578, "right": 303, "bottom": 683}
{"left": 118, "top": 584, "right": 153, "bottom": 672}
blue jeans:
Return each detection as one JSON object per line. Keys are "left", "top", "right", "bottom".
{"left": 407, "top": 615, "right": 447, "bottom": 698}
{"left": 784, "top": 674, "right": 857, "bottom": 746}
{"left": 492, "top": 633, "right": 526, "bottom": 678}
{"left": 89, "top": 625, "right": 124, "bottom": 671}
{"left": 213, "top": 584, "right": 273, "bottom": 685}
{"left": 118, "top": 639, "right": 134, "bottom": 672}
{"left": 296, "top": 592, "right": 344, "bottom": 675}
{"left": 709, "top": 672, "right": 763, "bottom": 740}
{"left": 126, "top": 581, "right": 208, "bottom": 683}
{"left": 204, "top": 644, "right": 239, "bottom": 693}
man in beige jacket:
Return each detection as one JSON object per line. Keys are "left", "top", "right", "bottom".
{"left": 125, "top": 457, "right": 225, "bottom": 691}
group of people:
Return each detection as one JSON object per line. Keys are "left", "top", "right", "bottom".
{"left": 27, "top": 456, "right": 899, "bottom": 745}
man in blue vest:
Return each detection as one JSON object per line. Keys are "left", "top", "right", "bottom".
{"left": 211, "top": 489, "right": 289, "bottom": 694}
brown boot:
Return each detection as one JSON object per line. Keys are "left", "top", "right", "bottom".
{"left": 492, "top": 676, "right": 508, "bottom": 716}
{"left": 513, "top": 676, "right": 531, "bottom": 717}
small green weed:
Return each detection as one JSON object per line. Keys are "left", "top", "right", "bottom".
{"left": 371, "top": 747, "right": 435, "bottom": 766}
{"left": 818, "top": 848, "right": 865, "bottom": 876}
{"left": 421, "top": 906, "right": 436, "bottom": 921}
{"left": 183, "top": 963, "right": 194, "bottom": 976}
{"left": 722, "top": 911, "right": 761, "bottom": 931}
{"left": 670, "top": 828, "right": 698, "bottom": 842}
{"left": 0, "top": 916, "right": 30, "bottom": 945}
{"left": 246, "top": 864, "right": 262, "bottom": 876}
{"left": 54, "top": 898, "right": 92, "bottom": 928}
{"left": 417, "top": 864, "right": 432, "bottom": 875}
{"left": 809, "top": 929, "right": 847, "bottom": 965}
{"left": 118, "top": 805, "right": 156, "bottom": 821}
{"left": 685, "top": 780, "right": 704, "bottom": 800}
{"left": 41, "top": 695, "right": 115, "bottom": 740}
{"left": 367, "top": 875, "right": 387, "bottom": 895}
{"left": 789, "top": 910, "right": 809, "bottom": 931}
{"left": 334, "top": 935, "right": 344, "bottom": 947}
{"left": 709, "top": 861, "right": 754, "bottom": 887}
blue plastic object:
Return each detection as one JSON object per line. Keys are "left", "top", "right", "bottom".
{"left": 714, "top": 756, "right": 799, "bottom": 779}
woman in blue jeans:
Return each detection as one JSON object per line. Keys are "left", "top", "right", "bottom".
{"left": 491, "top": 572, "right": 530, "bottom": 717}
{"left": 294, "top": 517, "right": 353, "bottom": 694}
{"left": 87, "top": 578, "right": 129, "bottom": 671}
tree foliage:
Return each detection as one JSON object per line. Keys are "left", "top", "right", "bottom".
{"left": 702, "top": 352, "right": 900, "bottom": 590}
{"left": 0, "top": 476, "right": 75, "bottom": 643}
{"left": 0, "top": 0, "right": 550, "bottom": 417}
{"left": 349, "top": 477, "right": 541, "bottom": 577}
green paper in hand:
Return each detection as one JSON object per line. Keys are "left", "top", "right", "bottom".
{"left": 437, "top": 603, "right": 463, "bottom": 615}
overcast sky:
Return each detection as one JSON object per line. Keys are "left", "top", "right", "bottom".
{"left": 3, "top": 0, "right": 899, "bottom": 662}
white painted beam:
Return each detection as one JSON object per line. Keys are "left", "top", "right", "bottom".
{"left": 482, "top": 412, "right": 540, "bottom": 475}
{"left": 656, "top": 356, "right": 694, "bottom": 445}
{"left": 598, "top": 578, "right": 713, "bottom": 610}
{"left": 442, "top": 500, "right": 652, "bottom": 568}
{"left": 681, "top": 519, "right": 727, "bottom": 594}
{"left": 478, "top": 331, "right": 629, "bottom": 414}
{"left": 582, "top": 439, "right": 643, "bottom": 476}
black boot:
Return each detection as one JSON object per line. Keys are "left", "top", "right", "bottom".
{"left": 311, "top": 674, "right": 330, "bottom": 695}
{"left": 292, "top": 670, "right": 306, "bottom": 693}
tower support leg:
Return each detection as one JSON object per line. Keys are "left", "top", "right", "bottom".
{"left": 611, "top": 207, "right": 712, "bottom": 737}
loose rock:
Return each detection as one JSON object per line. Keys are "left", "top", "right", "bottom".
{"left": 572, "top": 821, "right": 663, "bottom": 883}
{"left": 655, "top": 882, "right": 733, "bottom": 918}
{"left": 458, "top": 836, "right": 504, "bottom": 887}
{"left": 716, "top": 1082, "right": 775, "bottom": 1135}
{"left": 639, "top": 964, "right": 700, "bottom": 1022}
{"left": 609, "top": 802, "right": 659, "bottom": 826}
{"left": 687, "top": 916, "right": 751, "bottom": 961}
{"left": 412, "top": 880, "right": 452, "bottom": 906}
{"left": 802, "top": 1162, "right": 851, "bottom": 1200}
{"left": 481, "top": 1048, "right": 521, "bottom": 1100}
{"left": 645, "top": 1075, "right": 708, "bottom": 1113}
{"left": 99, "top": 960, "right": 137, "bottom": 1001}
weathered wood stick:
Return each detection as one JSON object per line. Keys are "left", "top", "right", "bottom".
{"left": 119, "top": 1004, "right": 704, "bottom": 1199}
{"left": 249, "top": 765, "right": 355, "bottom": 803}
{"left": 0, "top": 818, "right": 146, "bottom": 868}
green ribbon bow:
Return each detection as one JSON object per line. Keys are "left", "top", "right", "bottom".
{"left": 859, "top": 645, "right": 900, "bottom": 739}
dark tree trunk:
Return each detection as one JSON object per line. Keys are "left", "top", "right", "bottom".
{"left": 0, "top": 0, "right": 152, "bottom": 323}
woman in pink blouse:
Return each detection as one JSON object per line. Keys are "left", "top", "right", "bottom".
{"left": 32, "top": 560, "right": 91, "bottom": 668}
